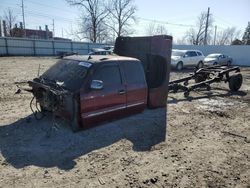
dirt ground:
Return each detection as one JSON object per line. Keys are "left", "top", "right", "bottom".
{"left": 0, "top": 57, "right": 249, "bottom": 188}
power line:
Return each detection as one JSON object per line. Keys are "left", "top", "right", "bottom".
{"left": 138, "top": 17, "right": 194, "bottom": 27}
{"left": 213, "top": 15, "right": 235, "bottom": 27}
{"left": 24, "top": 10, "right": 75, "bottom": 22}
{"left": 24, "top": 0, "right": 78, "bottom": 14}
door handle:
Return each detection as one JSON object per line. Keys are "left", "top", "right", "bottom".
{"left": 118, "top": 90, "right": 126, "bottom": 95}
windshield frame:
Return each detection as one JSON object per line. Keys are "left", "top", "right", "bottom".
{"left": 40, "top": 59, "right": 91, "bottom": 92}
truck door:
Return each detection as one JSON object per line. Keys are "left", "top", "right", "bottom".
{"left": 121, "top": 61, "right": 147, "bottom": 112}
{"left": 80, "top": 63, "right": 126, "bottom": 127}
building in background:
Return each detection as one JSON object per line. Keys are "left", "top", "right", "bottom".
{"left": 1, "top": 21, "right": 70, "bottom": 40}
{"left": 10, "top": 24, "right": 52, "bottom": 39}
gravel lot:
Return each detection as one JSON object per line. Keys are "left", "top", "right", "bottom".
{"left": 0, "top": 57, "right": 249, "bottom": 187}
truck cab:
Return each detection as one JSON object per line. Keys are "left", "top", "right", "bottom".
{"left": 28, "top": 35, "right": 172, "bottom": 131}
{"left": 29, "top": 55, "right": 147, "bottom": 131}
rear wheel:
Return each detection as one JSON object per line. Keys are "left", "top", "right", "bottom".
{"left": 228, "top": 73, "right": 243, "bottom": 91}
{"left": 176, "top": 62, "right": 183, "bottom": 71}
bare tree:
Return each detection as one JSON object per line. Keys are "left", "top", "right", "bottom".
{"left": 145, "top": 23, "right": 168, "bottom": 36}
{"left": 106, "top": 0, "right": 136, "bottom": 37}
{"left": 216, "top": 27, "right": 241, "bottom": 45}
{"left": 242, "top": 22, "right": 250, "bottom": 45}
{"left": 66, "top": 0, "right": 109, "bottom": 43}
{"left": 175, "top": 36, "right": 189, "bottom": 45}
{"left": 185, "top": 12, "right": 213, "bottom": 45}
{"left": 3, "top": 8, "right": 17, "bottom": 37}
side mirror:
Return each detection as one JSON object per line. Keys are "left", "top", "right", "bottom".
{"left": 183, "top": 54, "right": 187, "bottom": 58}
{"left": 90, "top": 80, "right": 103, "bottom": 90}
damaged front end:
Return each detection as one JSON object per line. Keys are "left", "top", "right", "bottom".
{"left": 24, "top": 59, "right": 89, "bottom": 131}
{"left": 28, "top": 78, "right": 81, "bottom": 131}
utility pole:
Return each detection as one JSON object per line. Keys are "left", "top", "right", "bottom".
{"left": 213, "top": 25, "right": 217, "bottom": 45}
{"left": 204, "top": 7, "right": 210, "bottom": 45}
{"left": 3, "top": 20, "right": 7, "bottom": 37}
{"left": 0, "top": 19, "right": 2, "bottom": 37}
{"left": 21, "top": 0, "right": 26, "bottom": 37}
{"left": 62, "top": 28, "right": 64, "bottom": 38}
{"left": 52, "top": 19, "right": 55, "bottom": 38}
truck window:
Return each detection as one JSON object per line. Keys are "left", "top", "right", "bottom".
{"left": 93, "top": 65, "right": 122, "bottom": 86}
{"left": 123, "top": 61, "right": 145, "bottom": 84}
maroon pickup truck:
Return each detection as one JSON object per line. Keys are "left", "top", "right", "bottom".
{"left": 29, "top": 55, "right": 147, "bottom": 131}
{"left": 28, "top": 35, "right": 172, "bottom": 131}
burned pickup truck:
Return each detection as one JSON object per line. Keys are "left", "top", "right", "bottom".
{"left": 24, "top": 35, "right": 172, "bottom": 131}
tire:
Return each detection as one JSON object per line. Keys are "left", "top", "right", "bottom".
{"left": 228, "top": 73, "right": 243, "bottom": 92}
{"left": 176, "top": 62, "right": 183, "bottom": 71}
{"left": 197, "top": 61, "right": 204, "bottom": 69}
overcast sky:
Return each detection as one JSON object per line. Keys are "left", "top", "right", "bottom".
{"left": 0, "top": 0, "right": 249, "bottom": 42}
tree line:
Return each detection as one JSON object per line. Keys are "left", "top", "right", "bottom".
{"left": 66, "top": 0, "right": 137, "bottom": 43}
{"left": 177, "top": 11, "right": 250, "bottom": 45}
{"left": 1, "top": 2, "right": 249, "bottom": 45}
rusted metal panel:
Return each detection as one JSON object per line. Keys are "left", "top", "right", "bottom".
{"left": 114, "top": 35, "right": 173, "bottom": 108}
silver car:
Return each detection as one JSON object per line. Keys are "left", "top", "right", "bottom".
{"left": 171, "top": 49, "right": 205, "bottom": 70}
{"left": 204, "top": 53, "right": 232, "bottom": 66}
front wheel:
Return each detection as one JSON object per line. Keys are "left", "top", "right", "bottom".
{"left": 176, "top": 62, "right": 183, "bottom": 71}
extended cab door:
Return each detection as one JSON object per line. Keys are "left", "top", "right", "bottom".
{"left": 80, "top": 63, "right": 126, "bottom": 126}
{"left": 121, "top": 61, "right": 147, "bottom": 112}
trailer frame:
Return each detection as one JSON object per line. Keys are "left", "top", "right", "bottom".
{"left": 168, "top": 65, "right": 242, "bottom": 97}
